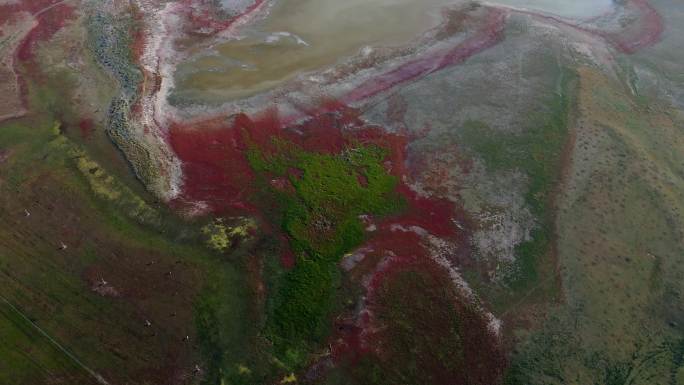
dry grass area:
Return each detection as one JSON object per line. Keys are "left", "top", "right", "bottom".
{"left": 0, "top": 119, "right": 203, "bottom": 384}
{"left": 508, "top": 66, "right": 684, "bottom": 384}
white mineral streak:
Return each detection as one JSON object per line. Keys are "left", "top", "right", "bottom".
{"left": 356, "top": 250, "right": 396, "bottom": 347}
{"left": 132, "top": 0, "right": 184, "bottom": 201}
{"left": 340, "top": 247, "right": 374, "bottom": 271}
{"left": 343, "top": 222, "right": 504, "bottom": 336}
{"left": 129, "top": 1, "right": 275, "bottom": 202}
{"left": 138, "top": 1, "right": 181, "bottom": 128}
{"left": 426, "top": 234, "right": 502, "bottom": 335}
{"left": 265, "top": 31, "right": 310, "bottom": 46}
{"left": 385, "top": 222, "right": 503, "bottom": 336}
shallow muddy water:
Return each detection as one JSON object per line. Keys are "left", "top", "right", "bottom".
{"left": 172, "top": 0, "right": 614, "bottom": 103}
{"left": 173, "top": 0, "right": 454, "bottom": 102}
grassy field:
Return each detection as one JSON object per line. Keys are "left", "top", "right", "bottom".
{"left": 0, "top": 80, "right": 255, "bottom": 384}
{"left": 249, "top": 139, "right": 404, "bottom": 369}
{"left": 505, "top": 67, "right": 684, "bottom": 384}
{"left": 0, "top": 296, "right": 90, "bottom": 384}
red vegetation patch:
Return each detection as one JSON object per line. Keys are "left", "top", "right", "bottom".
{"left": 0, "top": 0, "right": 76, "bottom": 120}
{"left": 169, "top": 103, "right": 408, "bottom": 215}
{"left": 604, "top": 0, "right": 664, "bottom": 54}
{"left": 0, "top": 149, "right": 12, "bottom": 164}
{"left": 356, "top": 174, "right": 369, "bottom": 187}
{"left": 279, "top": 237, "right": 296, "bottom": 269}
{"left": 363, "top": 258, "right": 505, "bottom": 385}
{"left": 330, "top": 219, "right": 503, "bottom": 383}
{"left": 342, "top": 7, "right": 506, "bottom": 103}
{"left": 169, "top": 115, "right": 261, "bottom": 214}
{"left": 78, "top": 118, "right": 94, "bottom": 139}
{"left": 129, "top": 3, "right": 147, "bottom": 63}
{"left": 518, "top": 0, "right": 663, "bottom": 54}
{"left": 177, "top": 0, "right": 268, "bottom": 36}
{"left": 394, "top": 184, "right": 460, "bottom": 238}
{"left": 170, "top": 99, "right": 502, "bottom": 381}
{"left": 11, "top": 0, "right": 76, "bottom": 63}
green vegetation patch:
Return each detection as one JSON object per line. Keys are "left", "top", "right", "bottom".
{"left": 0, "top": 78, "right": 254, "bottom": 383}
{"left": 0, "top": 297, "right": 87, "bottom": 384}
{"left": 248, "top": 139, "right": 403, "bottom": 367}
{"left": 47, "top": 122, "right": 163, "bottom": 228}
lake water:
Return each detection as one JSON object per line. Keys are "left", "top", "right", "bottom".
{"left": 173, "top": 0, "right": 615, "bottom": 103}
